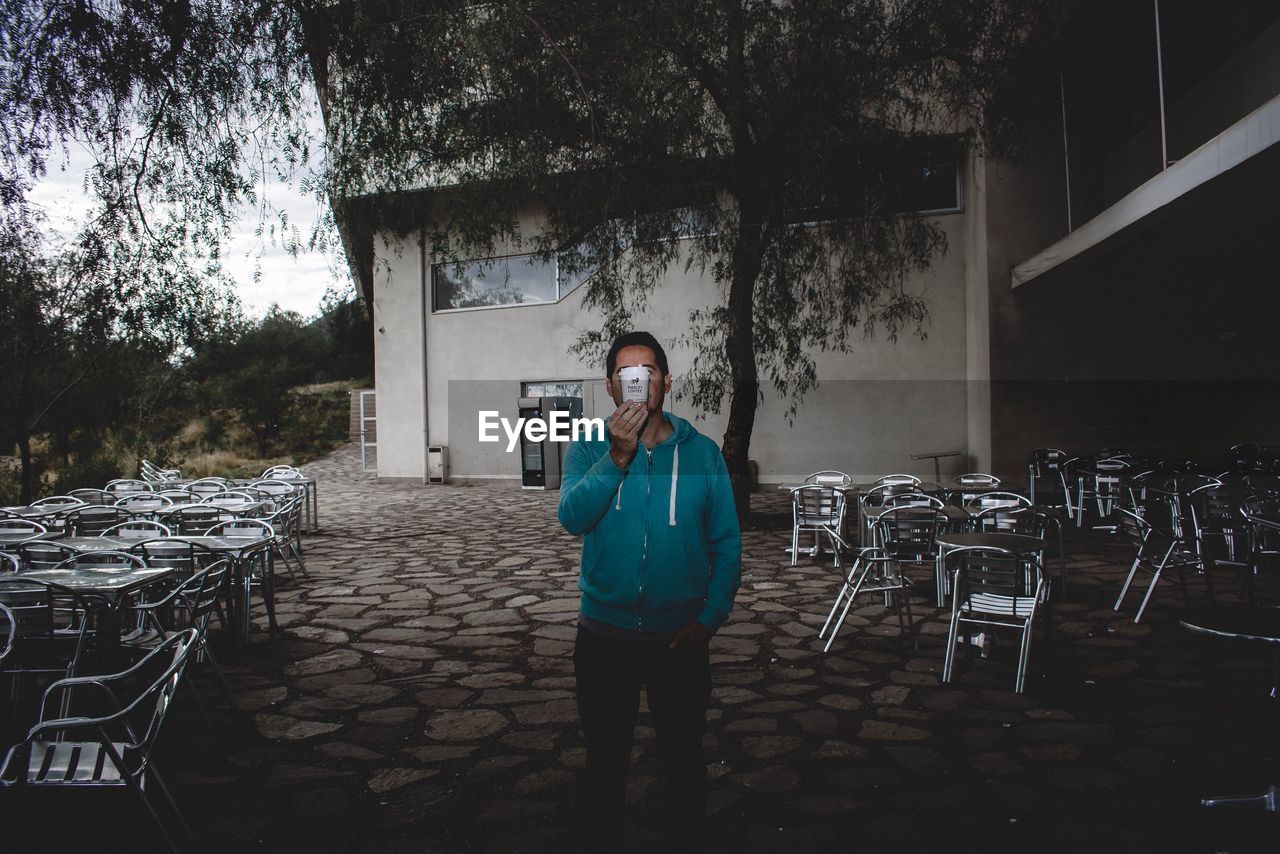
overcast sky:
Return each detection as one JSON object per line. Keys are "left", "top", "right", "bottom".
{"left": 27, "top": 142, "right": 341, "bottom": 319}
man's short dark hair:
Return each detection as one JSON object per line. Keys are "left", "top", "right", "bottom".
{"left": 606, "top": 331, "right": 669, "bottom": 378}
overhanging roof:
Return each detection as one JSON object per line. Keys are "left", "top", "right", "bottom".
{"left": 1011, "top": 93, "right": 1280, "bottom": 288}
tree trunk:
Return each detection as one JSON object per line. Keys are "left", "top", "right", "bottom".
{"left": 17, "top": 433, "right": 34, "bottom": 504}
{"left": 721, "top": 217, "right": 764, "bottom": 529}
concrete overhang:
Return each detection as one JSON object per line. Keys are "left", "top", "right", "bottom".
{"left": 1011, "top": 92, "right": 1280, "bottom": 289}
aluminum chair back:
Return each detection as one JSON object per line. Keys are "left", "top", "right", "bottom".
{"left": 187, "top": 478, "right": 230, "bottom": 498}
{"left": 805, "top": 470, "right": 852, "bottom": 487}
{"left": 29, "top": 495, "right": 86, "bottom": 509}
{"left": 67, "top": 488, "right": 114, "bottom": 505}
{"left": 65, "top": 505, "right": 134, "bottom": 536}
{"left": 14, "top": 541, "right": 79, "bottom": 572}
{"left": 158, "top": 505, "right": 238, "bottom": 536}
{"left": 875, "top": 507, "right": 943, "bottom": 563}
{"left": 875, "top": 473, "right": 921, "bottom": 486}
{"left": 0, "top": 518, "right": 47, "bottom": 541}
{"left": 101, "top": 520, "right": 173, "bottom": 541}
{"left": 128, "top": 539, "right": 214, "bottom": 582}
{"left": 52, "top": 550, "right": 150, "bottom": 573}
{"left": 0, "top": 602, "right": 14, "bottom": 664}
{"left": 105, "top": 479, "right": 153, "bottom": 495}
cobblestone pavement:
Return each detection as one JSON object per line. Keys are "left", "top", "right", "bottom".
{"left": 14, "top": 443, "right": 1278, "bottom": 852}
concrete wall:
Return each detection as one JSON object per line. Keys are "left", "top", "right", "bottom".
{"left": 371, "top": 196, "right": 986, "bottom": 483}
{"left": 371, "top": 233, "right": 428, "bottom": 480}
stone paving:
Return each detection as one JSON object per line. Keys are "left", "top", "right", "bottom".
{"left": 11, "top": 443, "right": 1279, "bottom": 852}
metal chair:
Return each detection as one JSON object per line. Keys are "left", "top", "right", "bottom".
{"left": 29, "top": 495, "right": 86, "bottom": 509}
{"left": 121, "top": 561, "right": 234, "bottom": 712}
{"left": 1027, "top": 448, "right": 1073, "bottom": 514}
{"left": 158, "top": 504, "right": 238, "bottom": 536}
{"left": 262, "top": 497, "right": 307, "bottom": 580}
{"left": 249, "top": 478, "right": 303, "bottom": 499}
{"left": 0, "top": 518, "right": 47, "bottom": 544}
{"left": 139, "top": 459, "right": 182, "bottom": 483}
{"left": 114, "top": 493, "right": 174, "bottom": 513}
{"left": 1114, "top": 497, "right": 1205, "bottom": 622}
{"left": 1076, "top": 457, "right": 1132, "bottom": 529}
{"left": 805, "top": 470, "right": 852, "bottom": 487}
{"left": 67, "top": 488, "right": 114, "bottom": 505}
{"left": 154, "top": 489, "right": 196, "bottom": 505}
{"left": 127, "top": 538, "right": 216, "bottom": 585}
{"left": 51, "top": 550, "right": 150, "bottom": 573}
{"left": 101, "top": 520, "right": 173, "bottom": 541}
{"left": 0, "top": 602, "right": 14, "bottom": 665}
{"left": 262, "top": 464, "right": 303, "bottom": 480}
{"left": 186, "top": 478, "right": 230, "bottom": 499}
{"left": 962, "top": 491, "right": 1031, "bottom": 517}
{"left": 951, "top": 474, "right": 1005, "bottom": 507}
{"left": 875, "top": 473, "right": 921, "bottom": 486}
{"left": 105, "top": 478, "right": 153, "bottom": 495}
{"left": 818, "top": 529, "right": 916, "bottom": 652}
{"left": 0, "top": 552, "right": 19, "bottom": 574}
{"left": 13, "top": 541, "right": 79, "bottom": 572}
{"left": 790, "top": 485, "right": 846, "bottom": 566}
{"left": 858, "top": 482, "right": 922, "bottom": 546}
{"left": 64, "top": 504, "right": 135, "bottom": 536}
{"left": 0, "top": 575, "right": 101, "bottom": 700}
{"left": 0, "top": 629, "right": 200, "bottom": 852}
{"left": 1240, "top": 500, "right": 1280, "bottom": 605}
{"left": 206, "top": 519, "right": 278, "bottom": 637}
{"left": 1193, "top": 484, "right": 1251, "bottom": 580}
{"left": 943, "top": 545, "right": 1046, "bottom": 693}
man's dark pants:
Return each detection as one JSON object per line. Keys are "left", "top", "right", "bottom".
{"left": 573, "top": 624, "right": 711, "bottom": 853}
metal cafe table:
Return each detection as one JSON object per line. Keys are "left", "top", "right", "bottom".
{"left": 1180, "top": 605, "right": 1280, "bottom": 812}
{"left": 933, "top": 531, "right": 1047, "bottom": 607}
{"left": 171, "top": 534, "right": 276, "bottom": 643}
{"left": 20, "top": 561, "right": 176, "bottom": 653}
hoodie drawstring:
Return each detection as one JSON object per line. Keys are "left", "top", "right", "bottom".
{"left": 615, "top": 479, "right": 623, "bottom": 510}
{"left": 668, "top": 444, "right": 679, "bottom": 526}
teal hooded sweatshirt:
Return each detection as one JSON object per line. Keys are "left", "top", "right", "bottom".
{"left": 557, "top": 411, "right": 741, "bottom": 634}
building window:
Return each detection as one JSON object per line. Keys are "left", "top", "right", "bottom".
{"left": 882, "top": 154, "right": 961, "bottom": 215}
{"left": 522, "top": 380, "right": 584, "bottom": 420}
{"left": 432, "top": 253, "right": 559, "bottom": 311}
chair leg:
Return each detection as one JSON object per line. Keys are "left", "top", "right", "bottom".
{"left": 147, "top": 762, "right": 199, "bottom": 852}
{"left": 200, "top": 640, "right": 238, "bottom": 711}
{"left": 943, "top": 605, "right": 962, "bottom": 684}
{"left": 1134, "top": 543, "right": 1177, "bottom": 623}
{"left": 819, "top": 575, "right": 853, "bottom": 640}
{"left": 823, "top": 563, "right": 869, "bottom": 653}
{"left": 790, "top": 526, "right": 800, "bottom": 567}
{"left": 1015, "top": 618, "right": 1036, "bottom": 694}
{"left": 1114, "top": 552, "right": 1145, "bottom": 612}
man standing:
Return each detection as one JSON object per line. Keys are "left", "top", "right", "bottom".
{"left": 558, "top": 330, "right": 741, "bottom": 853}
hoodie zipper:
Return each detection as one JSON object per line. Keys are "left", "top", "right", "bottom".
{"left": 638, "top": 445, "right": 653, "bottom": 630}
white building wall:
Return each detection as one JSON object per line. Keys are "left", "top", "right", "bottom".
{"left": 373, "top": 201, "right": 985, "bottom": 483}
{"left": 371, "top": 232, "right": 428, "bottom": 480}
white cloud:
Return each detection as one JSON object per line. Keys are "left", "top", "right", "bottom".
{"left": 29, "top": 143, "right": 342, "bottom": 319}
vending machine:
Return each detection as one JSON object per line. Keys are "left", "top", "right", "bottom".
{"left": 517, "top": 396, "right": 568, "bottom": 489}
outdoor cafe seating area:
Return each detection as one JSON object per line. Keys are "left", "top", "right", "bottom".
{"left": 0, "top": 462, "right": 316, "bottom": 849}
{"left": 785, "top": 444, "right": 1280, "bottom": 696}
{"left": 2, "top": 442, "right": 1279, "bottom": 850}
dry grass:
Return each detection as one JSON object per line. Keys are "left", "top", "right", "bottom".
{"left": 176, "top": 449, "right": 296, "bottom": 479}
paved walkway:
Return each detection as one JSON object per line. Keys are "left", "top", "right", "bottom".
{"left": 24, "top": 443, "right": 1277, "bottom": 852}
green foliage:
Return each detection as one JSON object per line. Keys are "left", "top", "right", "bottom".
{"left": 52, "top": 451, "right": 127, "bottom": 495}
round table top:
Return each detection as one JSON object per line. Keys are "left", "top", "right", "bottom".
{"left": 1180, "top": 607, "right": 1280, "bottom": 646}
{"left": 936, "top": 532, "right": 1046, "bottom": 551}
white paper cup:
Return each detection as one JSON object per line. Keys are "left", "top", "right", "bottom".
{"left": 619, "top": 366, "right": 649, "bottom": 403}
